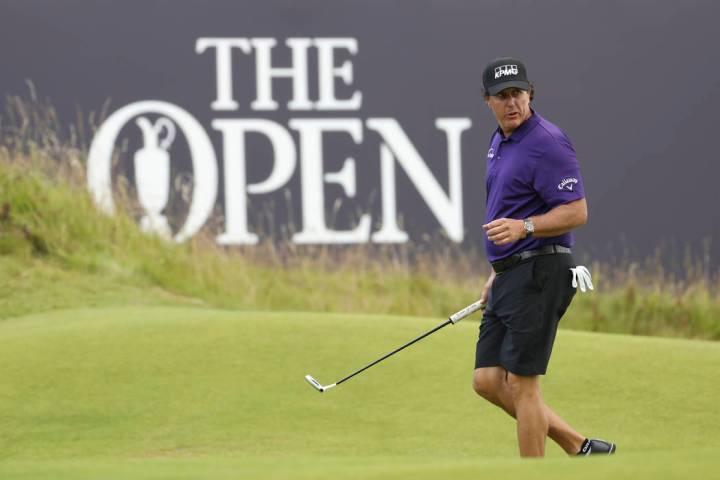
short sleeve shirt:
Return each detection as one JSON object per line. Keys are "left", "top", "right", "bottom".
{"left": 484, "top": 111, "right": 585, "bottom": 263}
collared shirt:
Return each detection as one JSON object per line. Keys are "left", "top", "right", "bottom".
{"left": 485, "top": 111, "right": 585, "bottom": 263}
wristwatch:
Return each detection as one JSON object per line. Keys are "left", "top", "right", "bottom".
{"left": 523, "top": 218, "right": 535, "bottom": 237}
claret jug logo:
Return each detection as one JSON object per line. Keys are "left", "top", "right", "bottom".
{"left": 87, "top": 37, "right": 472, "bottom": 245}
{"left": 88, "top": 101, "right": 218, "bottom": 243}
{"left": 134, "top": 117, "right": 175, "bottom": 238}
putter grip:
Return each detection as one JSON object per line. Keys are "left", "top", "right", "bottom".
{"left": 449, "top": 300, "right": 484, "bottom": 324}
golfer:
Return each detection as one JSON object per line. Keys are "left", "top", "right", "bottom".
{"left": 473, "top": 57, "right": 615, "bottom": 457}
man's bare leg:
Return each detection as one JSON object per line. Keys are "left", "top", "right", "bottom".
{"left": 473, "top": 367, "right": 584, "bottom": 455}
{"left": 507, "top": 373, "right": 548, "bottom": 456}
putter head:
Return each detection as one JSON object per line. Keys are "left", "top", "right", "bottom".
{"left": 305, "top": 374, "right": 325, "bottom": 392}
{"left": 305, "top": 374, "right": 336, "bottom": 393}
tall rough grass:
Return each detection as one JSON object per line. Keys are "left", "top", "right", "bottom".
{"left": 1, "top": 91, "right": 718, "bottom": 339}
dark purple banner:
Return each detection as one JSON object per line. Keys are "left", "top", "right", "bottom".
{"left": 1, "top": 0, "right": 718, "bottom": 267}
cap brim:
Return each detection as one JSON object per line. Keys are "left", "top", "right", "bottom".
{"left": 487, "top": 80, "right": 530, "bottom": 96}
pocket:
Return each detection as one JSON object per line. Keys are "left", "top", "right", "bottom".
{"left": 531, "top": 255, "right": 553, "bottom": 291}
{"left": 486, "top": 285, "right": 494, "bottom": 310}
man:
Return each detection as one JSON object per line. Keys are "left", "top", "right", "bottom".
{"left": 473, "top": 57, "right": 616, "bottom": 457}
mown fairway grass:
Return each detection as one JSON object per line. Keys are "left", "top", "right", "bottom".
{"left": 3, "top": 98, "right": 719, "bottom": 480}
{"left": 1, "top": 306, "right": 719, "bottom": 479}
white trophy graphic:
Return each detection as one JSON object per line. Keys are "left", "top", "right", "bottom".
{"left": 134, "top": 116, "right": 176, "bottom": 239}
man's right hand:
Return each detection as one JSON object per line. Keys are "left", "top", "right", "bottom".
{"left": 479, "top": 270, "right": 496, "bottom": 310}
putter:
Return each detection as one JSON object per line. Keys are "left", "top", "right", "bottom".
{"left": 304, "top": 299, "right": 485, "bottom": 393}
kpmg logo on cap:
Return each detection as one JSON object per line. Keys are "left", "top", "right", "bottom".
{"left": 494, "top": 65, "right": 518, "bottom": 79}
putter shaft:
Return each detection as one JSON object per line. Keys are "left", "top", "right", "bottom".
{"left": 305, "top": 300, "right": 484, "bottom": 392}
{"left": 334, "top": 318, "right": 452, "bottom": 386}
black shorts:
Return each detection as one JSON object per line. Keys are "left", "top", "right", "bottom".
{"left": 475, "top": 253, "right": 576, "bottom": 376}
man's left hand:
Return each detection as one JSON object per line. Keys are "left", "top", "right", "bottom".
{"left": 483, "top": 218, "right": 526, "bottom": 246}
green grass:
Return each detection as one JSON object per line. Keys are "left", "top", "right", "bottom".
{"left": 1, "top": 306, "right": 719, "bottom": 478}
{"left": 1, "top": 154, "right": 719, "bottom": 339}
{"left": 3, "top": 94, "right": 719, "bottom": 480}
{"left": 3, "top": 451, "right": 720, "bottom": 480}
{"left": 0, "top": 156, "right": 479, "bottom": 321}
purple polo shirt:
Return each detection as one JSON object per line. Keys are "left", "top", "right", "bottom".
{"left": 485, "top": 111, "right": 585, "bottom": 263}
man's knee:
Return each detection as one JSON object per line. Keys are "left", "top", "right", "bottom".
{"left": 472, "top": 367, "right": 504, "bottom": 399}
{"left": 506, "top": 372, "right": 541, "bottom": 403}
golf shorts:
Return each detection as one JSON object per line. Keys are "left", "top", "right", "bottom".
{"left": 475, "top": 252, "right": 576, "bottom": 376}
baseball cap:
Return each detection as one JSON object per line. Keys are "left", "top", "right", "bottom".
{"left": 482, "top": 57, "right": 530, "bottom": 96}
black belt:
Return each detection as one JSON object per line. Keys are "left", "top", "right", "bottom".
{"left": 491, "top": 245, "right": 571, "bottom": 274}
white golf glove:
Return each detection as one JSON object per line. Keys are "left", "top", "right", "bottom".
{"left": 570, "top": 266, "right": 594, "bottom": 293}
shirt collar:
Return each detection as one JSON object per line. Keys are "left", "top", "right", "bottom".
{"left": 496, "top": 109, "right": 540, "bottom": 143}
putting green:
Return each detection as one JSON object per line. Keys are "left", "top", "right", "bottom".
{"left": 1, "top": 307, "right": 718, "bottom": 479}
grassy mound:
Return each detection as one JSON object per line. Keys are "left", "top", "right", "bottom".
{"left": 1, "top": 154, "right": 719, "bottom": 338}
{"left": 0, "top": 306, "right": 718, "bottom": 478}
{"left": 0, "top": 150, "right": 484, "bottom": 321}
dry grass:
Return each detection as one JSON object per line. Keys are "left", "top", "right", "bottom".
{"left": 1, "top": 91, "right": 718, "bottom": 338}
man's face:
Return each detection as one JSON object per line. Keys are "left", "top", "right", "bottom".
{"left": 485, "top": 87, "right": 532, "bottom": 136}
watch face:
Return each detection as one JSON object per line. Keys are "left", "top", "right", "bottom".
{"left": 524, "top": 219, "right": 534, "bottom": 233}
